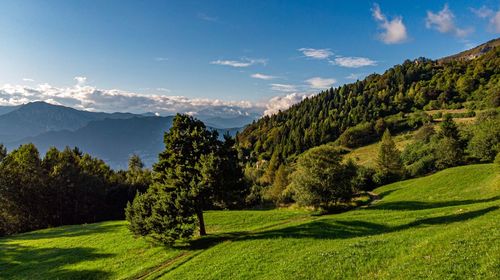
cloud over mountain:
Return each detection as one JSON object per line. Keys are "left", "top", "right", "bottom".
{"left": 0, "top": 81, "right": 262, "bottom": 118}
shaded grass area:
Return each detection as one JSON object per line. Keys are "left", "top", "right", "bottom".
{"left": 1, "top": 164, "right": 499, "bottom": 279}
{"left": 0, "top": 209, "right": 309, "bottom": 279}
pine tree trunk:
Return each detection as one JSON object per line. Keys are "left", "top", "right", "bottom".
{"left": 197, "top": 210, "right": 206, "bottom": 236}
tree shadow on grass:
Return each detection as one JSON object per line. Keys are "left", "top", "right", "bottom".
{"left": 4, "top": 222, "right": 123, "bottom": 241}
{"left": 368, "top": 196, "right": 500, "bottom": 211}
{"left": 187, "top": 205, "right": 499, "bottom": 250}
{"left": 241, "top": 206, "right": 498, "bottom": 241}
{"left": 0, "top": 241, "right": 113, "bottom": 279}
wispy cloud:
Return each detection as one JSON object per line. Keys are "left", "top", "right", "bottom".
{"left": 270, "top": 83, "right": 297, "bottom": 92}
{"left": 298, "top": 48, "right": 333, "bottom": 59}
{"left": 346, "top": 73, "right": 363, "bottom": 80}
{"left": 330, "top": 56, "right": 377, "bottom": 68}
{"left": 470, "top": 6, "right": 500, "bottom": 33}
{"left": 251, "top": 73, "right": 276, "bottom": 80}
{"left": 372, "top": 3, "right": 408, "bottom": 44}
{"left": 74, "top": 76, "right": 87, "bottom": 86}
{"left": 22, "top": 78, "right": 35, "bottom": 82}
{"left": 426, "top": 4, "right": 473, "bottom": 37}
{"left": 197, "top": 12, "right": 218, "bottom": 22}
{"left": 306, "top": 77, "right": 336, "bottom": 89}
{"left": 211, "top": 58, "right": 267, "bottom": 68}
{"left": 155, "top": 88, "right": 171, "bottom": 93}
{"left": 154, "top": 57, "right": 168, "bottom": 62}
{"left": 470, "top": 6, "right": 494, "bottom": 19}
{"left": 492, "top": 11, "right": 500, "bottom": 33}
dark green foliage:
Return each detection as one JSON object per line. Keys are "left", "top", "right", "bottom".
{"left": 375, "top": 130, "right": 404, "bottom": 184}
{"left": 125, "top": 184, "right": 196, "bottom": 245}
{"left": 435, "top": 137, "right": 463, "bottom": 169}
{"left": 353, "top": 165, "right": 377, "bottom": 191}
{"left": 402, "top": 109, "right": 499, "bottom": 176}
{"left": 402, "top": 139, "right": 437, "bottom": 177}
{"left": 413, "top": 123, "right": 436, "bottom": 143}
{"left": 290, "top": 145, "right": 357, "bottom": 210}
{"left": 264, "top": 164, "right": 292, "bottom": 205}
{"left": 337, "top": 122, "right": 376, "bottom": 148}
{"left": 0, "top": 144, "right": 47, "bottom": 235}
{"left": 125, "top": 154, "right": 152, "bottom": 193}
{"left": 439, "top": 114, "right": 459, "bottom": 139}
{"left": 210, "top": 135, "right": 248, "bottom": 209}
{"left": 0, "top": 144, "right": 6, "bottom": 162}
{"left": 0, "top": 144, "right": 153, "bottom": 236}
{"left": 126, "top": 114, "right": 246, "bottom": 245}
{"left": 466, "top": 110, "right": 500, "bottom": 162}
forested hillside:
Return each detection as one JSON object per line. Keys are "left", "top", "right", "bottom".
{"left": 237, "top": 43, "right": 500, "bottom": 167}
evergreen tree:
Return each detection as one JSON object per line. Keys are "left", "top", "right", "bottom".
{"left": 439, "top": 114, "right": 459, "bottom": 140}
{"left": 0, "top": 144, "right": 47, "bottom": 234}
{"left": 376, "top": 129, "right": 404, "bottom": 183}
{"left": 0, "top": 144, "right": 6, "bottom": 162}
{"left": 126, "top": 114, "right": 222, "bottom": 245}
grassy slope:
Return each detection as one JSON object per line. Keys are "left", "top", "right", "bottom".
{"left": 343, "top": 132, "right": 412, "bottom": 168}
{"left": 1, "top": 164, "right": 499, "bottom": 279}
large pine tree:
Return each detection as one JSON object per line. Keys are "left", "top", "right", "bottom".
{"left": 126, "top": 114, "right": 245, "bottom": 245}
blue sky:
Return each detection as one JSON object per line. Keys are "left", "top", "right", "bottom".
{"left": 0, "top": 0, "right": 499, "bottom": 116}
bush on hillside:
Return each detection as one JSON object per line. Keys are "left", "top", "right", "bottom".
{"left": 289, "top": 145, "right": 357, "bottom": 211}
{"left": 467, "top": 110, "right": 500, "bottom": 162}
{"left": 337, "top": 122, "right": 376, "bottom": 148}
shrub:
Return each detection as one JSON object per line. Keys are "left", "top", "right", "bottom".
{"left": 337, "top": 122, "right": 376, "bottom": 148}
{"left": 353, "top": 166, "right": 377, "bottom": 191}
{"left": 290, "top": 145, "right": 357, "bottom": 211}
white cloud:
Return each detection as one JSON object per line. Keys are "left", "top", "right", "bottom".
{"left": 492, "top": 11, "right": 500, "bottom": 33}
{"left": 154, "top": 57, "right": 168, "bottom": 62}
{"left": 155, "top": 88, "right": 171, "bottom": 92}
{"left": 0, "top": 78, "right": 327, "bottom": 118}
{"left": 0, "top": 81, "right": 263, "bottom": 117}
{"left": 298, "top": 48, "right": 333, "bottom": 59}
{"left": 470, "top": 6, "right": 500, "bottom": 33}
{"left": 470, "top": 6, "right": 494, "bottom": 19}
{"left": 22, "top": 78, "right": 35, "bottom": 82}
{"left": 270, "top": 83, "right": 297, "bottom": 92}
{"left": 251, "top": 73, "right": 276, "bottom": 80}
{"left": 210, "top": 58, "right": 267, "bottom": 68}
{"left": 372, "top": 3, "right": 408, "bottom": 44}
{"left": 263, "top": 92, "right": 314, "bottom": 116}
{"left": 306, "top": 77, "right": 336, "bottom": 89}
{"left": 426, "top": 4, "right": 473, "bottom": 37}
{"left": 198, "top": 13, "right": 218, "bottom": 22}
{"left": 74, "top": 76, "right": 87, "bottom": 86}
{"left": 346, "top": 73, "right": 363, "bottom": 80}
{"left": 330, "top": 56, "right": 377, "bottom": 68}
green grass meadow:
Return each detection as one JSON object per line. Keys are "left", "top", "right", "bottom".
{"left": 1, "top": 164, "right": 499, "bottom": 279}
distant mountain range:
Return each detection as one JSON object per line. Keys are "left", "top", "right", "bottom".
{"left": 0, "top": 102, "right": 247, "bottom": 169}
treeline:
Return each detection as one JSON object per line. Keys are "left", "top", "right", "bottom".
{"left": 0, "top": 145, "right": 151, "bottom": 236}
{"left": 237, "top": 47, "right": 500, "bottom": 183}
